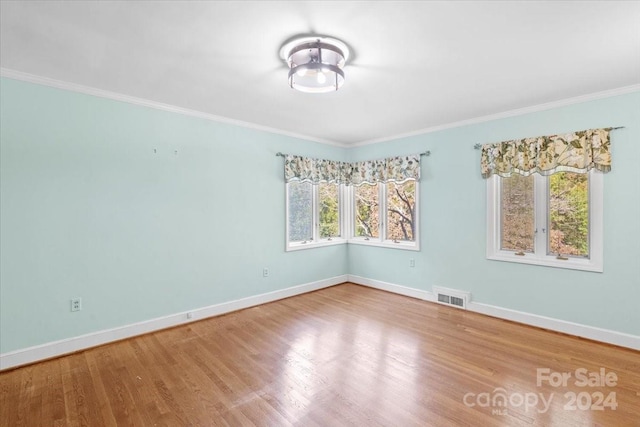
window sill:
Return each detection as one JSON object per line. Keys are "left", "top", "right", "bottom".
{"left": 286, "top": 239, "right": 347, "bottom": 252}
{"left": 348, "top": 238, "right": 420, "bottom": 252}
{"left": 487, "top": 251, "right": 602, "bottom": 272}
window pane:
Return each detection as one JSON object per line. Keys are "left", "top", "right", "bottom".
{"left": 386, "top": 181, "right": 416, "bottom": 241}
{"left": 354, "top": 183, "right": 379, "bottom": 238}
{"left": 500, "top": 175, "right": 535, "bottom": 252}
{"left": 549, "top": 172, "right": 589, "bottom": 257}
{"left": 319, "top": 183, "right": 339, "bottom": 238}
{"left": 288, "top": 181, "right": 312, "bottom": 242}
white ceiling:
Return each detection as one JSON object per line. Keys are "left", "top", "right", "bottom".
{"left": 1, "top": 1, "right": 639, "bottom": 146}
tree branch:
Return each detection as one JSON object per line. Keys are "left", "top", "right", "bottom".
{"left": 389, "top": 208, "right": 412, "bottom": 225}
{"left": 357, "top": 214, "right": 373, "bottom": 237}
{"left": 394, "top": 187, "right": 413, "bottom": 218}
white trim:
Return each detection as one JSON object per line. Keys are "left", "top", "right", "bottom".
{"left": 2, "top": 274, "right": 637, "bottom": 370}
{"left": 0, "top": 275, "right": 348, "bottom": 371}
{"left": 0, "top": 67, "right": 344, "bottom": 148}
{"left": 3, "top": 67, "right": 637, "bottom": 149}
{"left": 347, "top": 275, "right": 640, "bottom": 351}
{"left": 348, "top": 275, "right": 436, "bottom": 302}
{"left": 347, "top": 238, "right": 420, "bottom": 252}
{"left": 467, "top": 301, "right": 640, "bottom": 351}
{"left": 286, "top": 238, "right": 347, "bottom": 251}
{"left": 352, "top": 84, "right": 640, "bottom": 147}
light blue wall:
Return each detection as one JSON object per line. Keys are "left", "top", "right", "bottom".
{"left": 348, "top": 92, "right": 640, "bottom": 336}
{"left": 0, "top": 78, "right": 348, "bottom": 353}
{"left": 1, "top": 78, "right": 638, "bottom": 355}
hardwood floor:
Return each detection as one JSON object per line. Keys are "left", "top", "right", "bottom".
{"left": 1, "top": 283, "right": 639, "bottom": 426}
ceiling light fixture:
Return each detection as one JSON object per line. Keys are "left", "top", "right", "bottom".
{"left": 280, "top": 36, "right": 350, "bottom": 93}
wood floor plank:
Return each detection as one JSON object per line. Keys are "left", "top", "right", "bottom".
{"left": 1, "top": 283, "right": 639, "bottom": 426}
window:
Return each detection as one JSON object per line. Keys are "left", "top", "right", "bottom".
{"left": 286, "top": 182, "right": 345, "bottom": 250}
{"left": 286, "top": 179, "right": 419, "bottom": 251}
{"left": 487, "top": 170, "right": 603, "bottom": 271}
{"left": 386, "top": 181, "right": 416, "bottom": 242}
{"left": 287, "top": 181, "right": 313, "bottom": 243}
{"left": 549, "top": 172, "right": 590, "bottom": 257}
{"left": 319, "top": 183, "right": 340, "bottom": 238}
{"left": 349, "top": 180, "right": 419, "bottom": 250}
{"left": 500, "top": 174, "right": 535, "bottom": 253}
{"left": 283, "top": 153, "right": 422, "bottom": 252}
{"left": 354, "top": 183, "right": 379, "bottom": 238}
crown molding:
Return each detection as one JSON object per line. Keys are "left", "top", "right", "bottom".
{"left": 0, "top": 67, "right": 347, "bottom": 148}
{"left": 352, "top": 84, "right": 640, "bottom": 147}
{"left": 2, "top": 67, "right": 637, "bottom": 149}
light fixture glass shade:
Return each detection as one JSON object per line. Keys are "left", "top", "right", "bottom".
{"left": 280, "top": 36, "right": 350, "bottom": 93}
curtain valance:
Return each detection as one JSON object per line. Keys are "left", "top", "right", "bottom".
{"left": 284, "top": 154, "right": 421, "bottom": 185}
{"left": 284, "top": 156, "right": 349, "bottom": 184}
{"left": 480, "top": 128, "right": 612, "bottom": 179}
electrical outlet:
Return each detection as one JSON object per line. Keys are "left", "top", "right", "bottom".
{"left": 409, "top": 259, "right": 415, "bottom": 268}
{"left": 263, "top": 268, "right": 269, "bottom": 277}
{"left": 70, "top": 297, "right": 82, "bottom": 312}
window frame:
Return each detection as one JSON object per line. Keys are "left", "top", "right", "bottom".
{"left": 285, "top": 180, "right": 420, "bottom": 252}
{"left": 486, "top": 169, "right": 603, "bottom": 272}
{"left": 285, "top": 181, "right": 347, "bottom": 251}
{"left": 347, "top": 180, "right": 420, "bottom": 251}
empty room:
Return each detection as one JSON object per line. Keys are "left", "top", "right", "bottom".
{"left": 1, "top": 1, "right": 639, "bottom": 426}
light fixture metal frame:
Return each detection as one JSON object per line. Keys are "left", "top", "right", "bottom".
{"left": 280, "top": 36, "right": 350, "bottom": 93}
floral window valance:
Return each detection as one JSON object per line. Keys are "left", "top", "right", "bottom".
{"left": 480, "top": 128, "right": 612, "bottom": 179}
{"left": 284, "top": 154, "right": 421, "bottom": 185}
{"left": 284, "top": 156, "right": 349, "bottom": 184}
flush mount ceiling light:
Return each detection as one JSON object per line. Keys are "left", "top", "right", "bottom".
{"left": 279, "top": 36, "right": 350, "bottom": 93}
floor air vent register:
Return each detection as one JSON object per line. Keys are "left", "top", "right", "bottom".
{"left": 433, "top": 286, "right": 471, "bottom": 310}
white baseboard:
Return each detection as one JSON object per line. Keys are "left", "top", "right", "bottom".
{"left": 466, "top": 301, "right": 640, "bottom": 351}
{"left": 3, "top": 274, "right": 636, "bottom": 370}
{"left": 0, "top": 275, "right": 347, "bottom": 371}
{"left": 348, "top": 275, "right": 640, "bottom": 351}
{"left": 348, "top": 275, "right": 437, "bottom": 303}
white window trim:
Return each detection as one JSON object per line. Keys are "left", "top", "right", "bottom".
{"left": 285, "top": 182, "right": 347, "bottom": 252}
{"left": 486, "top": 170, "right": 603, "bottom": 272}
{"left": 347, "top": 182, "right": 420, "bottom": 252}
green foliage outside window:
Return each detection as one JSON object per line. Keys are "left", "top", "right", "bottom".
{"left": 500, "top": 172, "right": 589, "bottom": 257}
{"left": 549, "top": 172, "right": 589, "bottom": 256}
{"left": 319, "top": 183, "right": 339, "bottom": 238}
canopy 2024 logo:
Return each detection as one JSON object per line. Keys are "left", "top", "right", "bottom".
{"left": 463, "top": 367, "right": 618, "bottom": 416}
